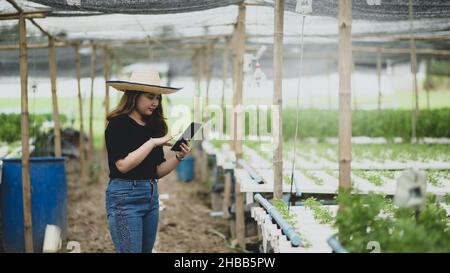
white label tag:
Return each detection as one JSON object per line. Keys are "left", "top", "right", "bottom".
{"left": 295, "top": 0, "right": 313, "bottom": 14}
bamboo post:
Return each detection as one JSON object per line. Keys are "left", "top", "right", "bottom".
{"left": 89, "top": 44, "right": 96, "bottom": 159}
{"left": 222, "top": 171, "right": 232, "bottom": 219}
{"left": 234, "top": 4, "right": 245, "bottom": 162}
{"left": 103, "top": 47, "right": 111, "bottom": 164}
{"left": 230, "top": 31, "right": 237, "bottom": 151}
{"left": 103, "top": 47, "right": 110, "bottom": 129}
{"left": 425, "top": 59, "right": 431, "bottom": 110}
{"left": 101, "top": 47, "right": 111, "bottom": 175}
{"left": 192, "top": 50, "right": 202, "bottom": 181}
{"left": 197, "top": 48, "right": 208, "bottom": 184}
{"left": 233, "top": 3, "right": 246, "bottom": 250}
{"left": 273, "top": 0, "right": 284, "bottom": 199}
{"left": 75, "top": 45, "right": 86, "bottom": 182}
{"left": 19, "top": 14, "right": 33, "bottom": 253}
{"left": 203, "top": 43, "right": 215, "bottom": 185}
{"left": 205, "top": 42, "right": 214, "bottom": 112}
{"left": 221, "top": 38, "right": 230, "bottom": 128}
{"left": 48, "top": 37, "right": 62, "bottom": 157}
{"left": 409, "top": 0, "right": 419, "bottom": 142}
{"left": 235, "top": 176, "right": 245, "bottom": 249}
{"left": 338, "top": 0, "right": 352, "bottom": 192}
{"left": 115, "top": 57, "right": 123, "bottom": 105}
{"left": 377, "top": 49, "right": 382, "bottom": 110}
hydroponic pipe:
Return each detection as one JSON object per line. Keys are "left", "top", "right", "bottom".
{"left": 254, "top": 193, "right": 302, "bottom": 247}
{"left": 238, "top": 159, "right": 264, "bottom": 184}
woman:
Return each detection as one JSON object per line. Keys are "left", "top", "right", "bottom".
{"left": 104, "top": 69, "right": 190, "bottom": 253}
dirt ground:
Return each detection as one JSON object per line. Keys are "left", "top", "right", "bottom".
{"left": 65, "top": 155, "right": 239, "bottom": 253}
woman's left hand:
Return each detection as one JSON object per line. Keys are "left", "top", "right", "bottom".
{"left": 176, "top": 142, "right": 191, "bottom": 160}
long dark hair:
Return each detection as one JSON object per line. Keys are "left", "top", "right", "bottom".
{"left": 106, "top": 91, "right": 168, "bottom": 137}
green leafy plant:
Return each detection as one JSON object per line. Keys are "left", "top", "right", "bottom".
{"left": 335, "top": 189, "right": 450, "bottom": 253}
{"left": 0, "top": 113, "right": 68, "bottom": 143}
{"left": 271, "top": 198, "right": 298, "bottom": 229}
{"left": 282, "top": 108, "right": 450, "bottom": 142}
{"left": 303, "top": 197, "right": 334, "bottom": 225}
{"left": 427, "top": 170, "right": 444, "bottom": 187}
{"left": 303, "top": 170, "right": 324, "bottom": 186}
{"left": 353, "top": 170, "right": 384, "bottom": 186}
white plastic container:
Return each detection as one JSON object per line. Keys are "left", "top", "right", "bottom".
{"left": 42, "top": 225, "right": 62, "bottom": 253}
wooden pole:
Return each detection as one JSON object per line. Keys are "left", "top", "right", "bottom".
{"left": 231, "top": 31, "right": 237, "bottom": 151}
{"left": 115, "top": 56, "right": 123, "bottom": 105}
{"left": 234, "top": 4, "right": 245, "bottom": 162}
{"left": 377, "top": 49, "right": 382, "bottom": 110}
{"left": 196, "top": 48, "right": 207, "bottom": 184}
{"left": 222, "top": 171, "right": 232, "bottom": 219}
{"left": 49, "top": 37, "right": 62, "bottom": 157}
{"left": 425, "top": 59, "right": 431, "bottom": 110}
{"left": 103, "top": 47, "right": 111, "bottom": 129}
{"left": 205, "top": 42, "right": 214, "bottom": 112}
{"left": 0, "top": 10, "right": 48, "bottom": 20}
{"left": 234, "top": 3, "right": 246, "bottom": 250}
{"left": 102, "top": 47, "right": 111, "bottom": 174}
{"left": 19, "top": 14, "right": 33, "bottom": 253}
{"left": 192, "top": 49, "right": 202, "bottom": 181}
{"left": 101, "top": 47, "right": 111, "bottom": 167}
{"left": 202, "top": 43, "right": 215, "bottom": 185}
{"left": 409, "top": 0, "right": 419, "bottom": 142}
{"left": 75, "top": 45, "right": 86, "bottom": 182}
{"left": 221, "top": 38, "right": 229, "bottom": 126}
{"left": 89, "top": 45, "right": 96, "bottom": 158}
{"left": 273, "top": 0, "right": 284, "bottom": 199}
{"left": 338, "top": 0, "right": 352, "bottom": 191}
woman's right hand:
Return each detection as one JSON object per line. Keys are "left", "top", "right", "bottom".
{"left": 149, "top": 133, "right": 176, "bottom": 147}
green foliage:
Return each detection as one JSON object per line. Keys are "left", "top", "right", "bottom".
{"left": 335, "top": 189, "right": 450, "bottom": 253}
{"left": 303, "top": 197, "right": 334, "bottom": 225}
{"left": 271, "top": 198, "right": 298, "bottom": 229}
{"left": 303, "top": 170, "right": 324, "bottom": 186}
{"left": 427, "top": 170, "right": 444, "bottom": 187}
{"left": 281, "top": 108, "right": 450, "bottom": 141}
{"left": 353, "top": 170, "right": 384, "bottom": 186}
{"left": 0, "top": 113, "right": 68, "bottom": 143}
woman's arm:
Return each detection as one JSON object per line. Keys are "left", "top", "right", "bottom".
{"left": 156, "top": 142, "right": 191, "bottom": 179}
{"left": 115, "top": 139, "right": 156, "bottom": 173}
{"left": 115, "top": 134, "right": 174, "bottom": 174}
{"left": 156, "top": 155, "right": 180, "bottom": 179}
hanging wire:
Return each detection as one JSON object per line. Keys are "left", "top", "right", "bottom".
{"left": 288, "top": 14, "right": 306, "bottom": 211}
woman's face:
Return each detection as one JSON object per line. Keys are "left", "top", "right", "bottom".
{"left": 135, "top": 92, "right": 160, "bottom": 116}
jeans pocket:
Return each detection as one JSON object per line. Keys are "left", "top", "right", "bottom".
{"left": 108, "top": 181, "right": 133, "bottom": 195}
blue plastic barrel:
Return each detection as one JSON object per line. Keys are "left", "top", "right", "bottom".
{"left": 0, "top": 157, "right": 67, "bottom": 253}
{"left": 175, "top": 155, "right": 195, "bottom": 182}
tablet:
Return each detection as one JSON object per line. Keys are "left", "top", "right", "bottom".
{"left": 171, "top": 122, "right": 203, "bottom": 151}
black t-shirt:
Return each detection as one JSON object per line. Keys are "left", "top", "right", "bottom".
{"left": 105, "top": 114, "right": 166, "bottom": 180}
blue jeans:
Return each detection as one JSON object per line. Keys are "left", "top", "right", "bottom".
{"left": 105, "top": 178, "right": 159, "bottom": 253}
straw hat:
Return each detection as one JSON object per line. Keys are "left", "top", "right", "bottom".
{"left": 106, "top": 68, "right": 182, "bottom": 94}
